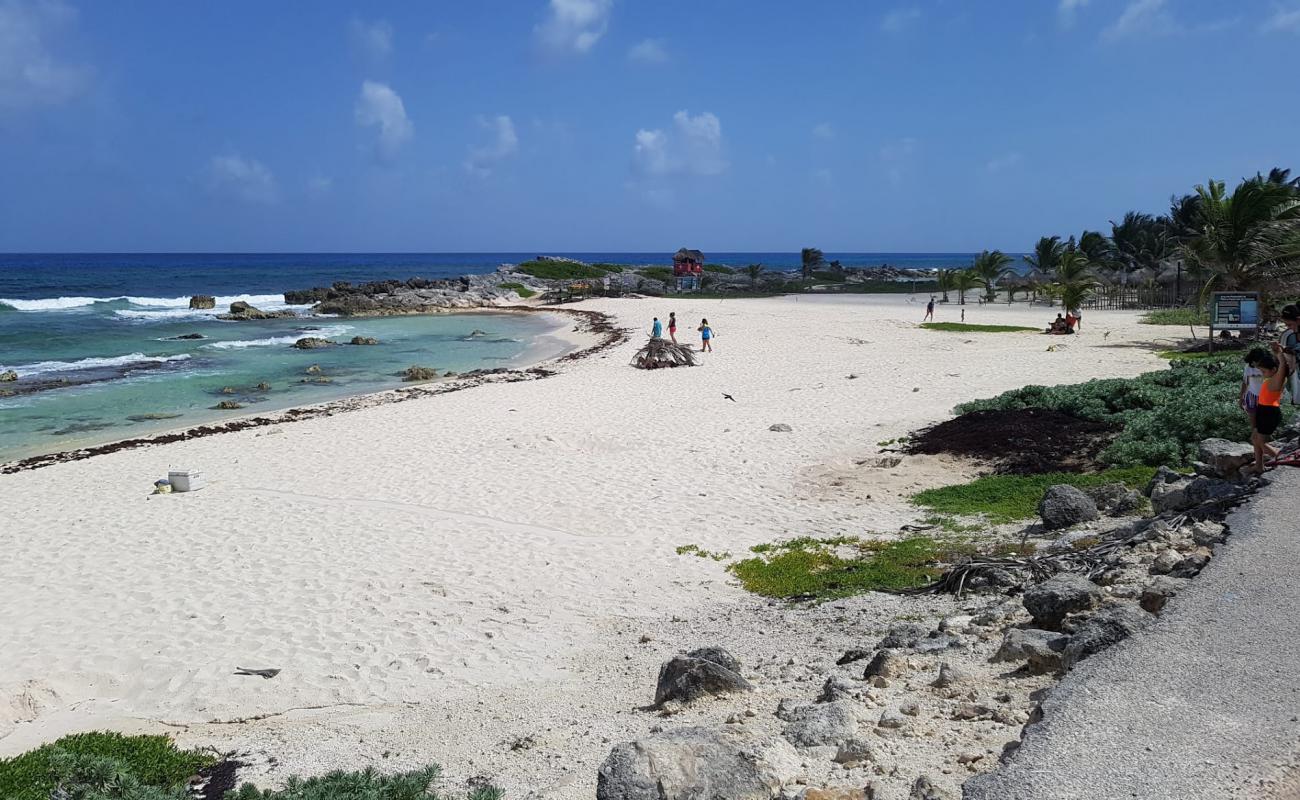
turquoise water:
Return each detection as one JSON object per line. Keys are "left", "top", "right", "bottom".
{"left": 0, "top": 306, "right": 558, "bottom": 463}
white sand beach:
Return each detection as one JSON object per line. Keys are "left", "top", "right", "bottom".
{"left": 0, "top": 295, "right": 1184, "bottom": 797}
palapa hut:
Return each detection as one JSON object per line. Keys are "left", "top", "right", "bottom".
{"left": 631, "top": 337, "right": 698, "bottom": 369}
{"left": 673, "top": 248, "right": 705, "bottom": 292}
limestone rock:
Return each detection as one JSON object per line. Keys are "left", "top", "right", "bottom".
{"left": 1022, "top": 573, "right": 1102, "bottom": 629}
{"left": 877, "top": 709, "right": 906, "bottom": 730}
{"left": 818, "top": 675, "right": 858, "bottom": 703}
{"left": 781, "top": 700, "right": 860, "bottom": 748}
{"left": 0, "top": 370, "right": 16, "bottom": 382}
{"left": 769, "top": 423, "right": 793, "bottom": 432}
{"left": 1184, "top": 475, "right": 1240, "bottom": 506}
{"left": 909, "top": 775, "right": 953, "bottom": 800}
{"left": 832, "top": 737, "right": 875, "bottom": 765}
{"left": 877, "top": 623, "right": 929, "bottom": 650}
{"left": 1198, "top": 438, "right": 1255, "bottom": 479}
{"left": 1144, "top": 465, "right": 1187, "bottom": 495}
{"left": 596, "top": 727, "right": 797, "bottom": 800}
{"left": 686, "top": 646, "right": 743, "bottom": 674}
{"left": 862, "top": 649, "right": 907, "bottom": 680}
{"left": 992, "top": 628, "right": 1069, "bottom": 674}
{"left": 188, "top": 295, "right": 216, "bottom": 309}
{"left": 1170, "top": 549, "right": 1211, "bottom": 579}
{"left": 1149, "top": 479, "right": 1191, "bottom": 514}
{"left": 401, "top": 365, "right": 440, "bottom": 381}
{"left": 1150, "top": 549, "right": 1181, "bottom": 575}
{"left": 1139, "top": 576, "right": 1184, "bottom": 614}
{"left": 1062, "top": 604, "right": 1147, "bottom": 669}
{"left": 350, "top": 336, "right": 379, "bottom": 345}
{"left": 1037, "top": 485, "right": 1100, "bottom": 530}
{"left": 1189, "top": 520, "right": 1227, "bottom": 546}
{"left": 932, "top": 662, "right": 974, "bottom": 688}
{"left": 292, "top": 337, "right": 333, "bottom": 349}
{"left": 654, "top": 654, "right": 752, "bottom": 707}
{"left": 215, "top": 400, "right": 243, "bottom": 410}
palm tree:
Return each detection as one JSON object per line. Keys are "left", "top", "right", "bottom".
{"left": 952, "top": 269, "right": 980, "bottom": 305}
{"left": 1024, "top": 236, "right": 1065, "bottom": 281}
{"left": 1046, "top": 251, "right": 1100, "bottom": 313}
{"left": 746, "top": 263, "right": 763, "bottom": 287}
{"left": 968, "top": 250, "right": 1015, "bottom": 302}
{"left": 1109, "top": 212, "right": 1171, "bottom": 285}
{"left": 800, "top": 247, "right": 825, "bottom": 281}
{"left": 935, "top": 269, "right": 956, "bottom": 303}
{"left": 1181, "top": 177, "right": 1300, "bottom": 302}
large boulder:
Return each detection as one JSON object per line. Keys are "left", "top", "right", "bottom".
{"left": 1062, "top": 604, "right": 1147, "bottom": 669}
{"left": 1037, "top": 485, "right": 1100, "bottom": 530}
{"left": 1149, "top": 477, "right": 1192, "bottom": 514}
{"left": 654, "top": 652, "right": 752, "bottom": 707}
{"left": 780, "top": 700, "right": 860, "bottom": 748}
{"left": 1022, "top": 573, "right": 1102, "bottom": 630}
{"left": 862, "top": 649, "right": 908, "bottom": 680}
{"left": 596, "top": 727, "right": 798, "bottom": 800}
{"left": 401, "top": 365, "right": 440, "bottom": 381}
{"left": 0, "top": 370, "right": 16, "bottom": 382}
{"left": 992, "top": 628, "right": 1069, "bottom": 674}
{"left": 293, "top": 337, "right": 333, "bottom": 350}
{"left": 1198, "top": 438, "right": 1255, "bottom": 479}
{"left": 1184, "top": 475, "right": 1241, "bottom": 507}
{"left": 188, "top": 295, "right": 215, "bottom": 309}
{"left": 1084, "top": 483, "right": 1146, "bottom": 517}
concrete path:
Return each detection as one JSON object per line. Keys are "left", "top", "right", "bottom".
{"left": 966, "top": 469, "right": 1300, "bottom": 800}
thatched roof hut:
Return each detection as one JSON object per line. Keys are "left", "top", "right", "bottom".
{"left": 631, "top": 337, "right": 698, "bottom": 369}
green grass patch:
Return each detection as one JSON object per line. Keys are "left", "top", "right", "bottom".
{"left": 920, "top": 322, "right": 1039, "bottom": 333}
{"left": 499, "top": 282, "right": 535, "bottom": 299}
{"left": 728, "top": 536, "right": 943, "bottom": 599}
{"left": 0, "top": 732, "right": 215, "bottom": 800}
{"left": 1140, "top": 308, "right": 1209, "bottom": 326}
{"left": 516, "top": 260, "right": 611, "bottom": 280}
{"left": 1156, "top": 349, "right": 1234, "bottom": 361}
{"left": 911, "top": 466, "right": 1156, "bottom": 525}
{"left": 676, "top": 543, "right": 731, "bottom": 561}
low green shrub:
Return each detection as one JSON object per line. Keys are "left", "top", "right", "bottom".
{"left": 920, "top": 322, "right": 1038, "bottom": 333}
{"left": 810, "top": 270, "right": 847, "bottom": 282}
{"left": 728, "top": 536, "right": 943, "bottom": 599}
{"left": 0, "top": 732, "right": 215, "bottom": 800}
{"left": 516, "top": 260, "right": 609, "bottom": 280}
{"left": 229, "top": 766, "right": 500, "bottom": 800}
{"left": 702, "top": 264, "right": 735, "bottom": 274}
{"left": 639, "top": 267, "right": 674, "bottom": 283}
{"left": 955, "top": 358, "right": 1254, "bottom": 466}
{"left": 499, "top": 282, "right": 535, "bottom": 298}
{"left": 1140, "top": 308, "right": 1209, "bottom": 326}
{"left": 911, "top": 466, "right": 1156, "bottom": 524}
{"left": 588, "top": 263, "right": 625, "bottom": 273}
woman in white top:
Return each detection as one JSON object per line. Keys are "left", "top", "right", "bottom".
{"left": 1240, "top": 349, "right": 1265, "bottom": 430}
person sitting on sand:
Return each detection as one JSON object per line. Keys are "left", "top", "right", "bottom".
{"left": 1046, "top": 314, "right": 1066, "bottom": 334}
{"left": 924, "top": 297, "right": 935, "bottom": 322}
{"left": 651, "top": 317, "right": 662, "bottom": 339}
{"left": 698, "top": 318, "right": 713, "bottom": 352}
{"left": 1250, "top": 343, "right": 1289, "bottom": 475}
{"left": 668, "top": 312, "right": 678, "bottom": 344}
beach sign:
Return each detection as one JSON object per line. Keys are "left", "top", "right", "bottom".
{"left": 1210, "top": 291, "right": 1261, "bottom": 331}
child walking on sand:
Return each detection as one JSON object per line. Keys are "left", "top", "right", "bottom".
{"left": 698, "top": 318, "right": 713, "bottom": 352}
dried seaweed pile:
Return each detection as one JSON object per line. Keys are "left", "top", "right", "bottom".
{"left": 631, "top": 337, "right": 698, "bottom": 369}
{"left": 906, "top": 408, "right": 1117, "bottom": 474}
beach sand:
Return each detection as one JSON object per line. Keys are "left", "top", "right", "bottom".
{"left": 0, "top": 294, "right": 1185, "bottom": 796}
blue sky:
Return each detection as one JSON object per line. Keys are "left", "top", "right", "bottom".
{"left": 1, "top": 0, "right": 1297, "bottom": 253}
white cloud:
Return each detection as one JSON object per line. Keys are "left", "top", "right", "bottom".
{"left": 1103, "top": 0, "right": 1179, "bottom": 40}
{"left": 986, "top": 152, "right": 1023, "bottom": 173}
{"left": 1058, "top": 0, "right": 1090, "bottom": 28}
{"left": 630, "top": 111, "right": 726, "bottom": 203}
{"left": 1262, "top": 4, "right": 1300, "bottom": 33}
{"left": 355, "top": 80, "right": 413, "bottom": 161}
{"left": 627, "top": 38, "right": 668, "bottom": 63}
{"left": 881, "top": 6, "right": 922, "bottom": 34}
{"left": 535, "top": 0, "right": 611, "bottom": 54}
{"left": 465, "top": 114, "right": 519, "bottom": 177}
{"left": 633, "top": 128, "right": 669, "bottom": 175}
{"left": 207, "top": 155, "right": 276, "bottom": 204}
{"left": 879, "top": 137, "right": 918, "bottom": 185}
{"left": 349, "top": 17, "right": 393, "bottom": 62}
{"left": 812, "top": 122, "right": 835, "bottom": 140}
{"left": 0, "top": 0, "right": 89, "bottom": 110}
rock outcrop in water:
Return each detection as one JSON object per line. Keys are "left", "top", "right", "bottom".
{"left": 217, "top": 301, "right": 297, "bottom": 321}
{"left": 0, "top": 370, "right": 16, "bottom": 382}
{"left": 284, "top": 276, "right": 524, "bottom": 317}
{"left": 189, "top": 295, "right": 216, "bottom": 310}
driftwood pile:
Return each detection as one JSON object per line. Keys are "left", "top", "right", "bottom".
{"left": 631, "top": 337, "right": 698, "bottom": 369}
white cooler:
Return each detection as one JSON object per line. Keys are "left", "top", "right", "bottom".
{"left": 168, "top": 470, "right": 205, "bottom": 492}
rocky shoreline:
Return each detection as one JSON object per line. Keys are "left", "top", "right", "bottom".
{"left": 587, "top": 435, "right": 1288, "bottom": 800}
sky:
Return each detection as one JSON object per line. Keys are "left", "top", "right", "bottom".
{"left": 1, "top": 0, "right": 1297, "bottom": 253}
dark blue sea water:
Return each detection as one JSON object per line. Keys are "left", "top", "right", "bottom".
{"left": 0, "top": 252, "right": 1005, "bottom": 463}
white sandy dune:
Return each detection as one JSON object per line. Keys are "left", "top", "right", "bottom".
{"left": 0, "top": 294, "right": 1187, "bottom": 796}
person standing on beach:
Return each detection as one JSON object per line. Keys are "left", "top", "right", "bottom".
{"left": 1240, "top": 349, "right": 1265, "bottom": 433}
{"left": 698, "top": 318, "right": 713, "bottom": 352}
{"left": 1249, "top": 343, "right": 1289, "bottom": 475}
{"left": 651, "top": 317, "right": 662, "bottom": 339}
{"left": 924, "top": 297, "right": 935, "bottom": 322}
{"left": 668, "top": 312, "right": 678, "bottom": 344}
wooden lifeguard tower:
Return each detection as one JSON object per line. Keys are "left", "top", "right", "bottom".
{"left": 673, "top": 248, "right": 705, "bottom": 292}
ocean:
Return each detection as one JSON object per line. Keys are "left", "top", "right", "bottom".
{"left": 0, "top": 252, "right": 992, "bottom": 463}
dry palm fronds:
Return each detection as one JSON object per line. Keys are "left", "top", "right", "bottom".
{"left": 631, "top": 337, "right": 698, "bottom": 369}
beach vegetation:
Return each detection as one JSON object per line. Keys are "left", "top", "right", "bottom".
{"left": 728, "top": 536, "right": 944, "bottom": 599}
{"left": 676, "top": 543, "right": 731, "bottom": 561}
{"left": 1141, "top": 307, "right": 1208, "bottom": 326}
{"left": 228, "top": 765, "right": 501, "bottom": 800}
{"left": 800, "top": 247, "right": 825, "bottom": 280}
{"left": 0, "top": 731, "right": 215, "bottom": 800}
{"left": 516, "top": 260, "right": 611, "bottom": 280}
{"left": 499, "top": 282, "right": 535, "bottom": 299}
{"left": 1181, "top": 177, "right": 1300, "bottom": 304}
{"left": 639, "top": 267, "right": 674, "bottom": 283}
{"left": 745, "top": 263, "right": 764, "bottom": 286}
{"left": 1157, "top": 349, "right": 1229, "bottom": 361}
{"left": 920, "top": 322, "right": 1038, "bottom": 333}
{"left": 1024, "top": 235, "right": 1067, "bottom": 280}
{"left": 911, "top": 466, "right": 1155, "bottom": 525}
{"left": 1043, "top": 250, "right": 1101, "bottom": 312}
{"left": 811, "top": 270, "right": 847, "bottom": 282}
{"left": 968, "top": 250, "right": 1016, "bottom": 302}
{"left": 588, "top": 263, "right": 625, "bottom": 273}
{"left": 702, "top": 264, "right": 734, "bottom": 274}
{"left": 935, "top": 269, "right": 956, "bottom": 303}
{"left": 951, "top": 269, "right": 980, "bottom": 305}
{"left": 956, "top": 357, "right": 1258, "bottom": 466}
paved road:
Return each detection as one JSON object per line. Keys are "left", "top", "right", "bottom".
{"left": 966, "top": 469, "right": 1300, "bottom": 800}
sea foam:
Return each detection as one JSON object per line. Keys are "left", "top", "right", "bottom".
{"left": 205, "top": 325, "right": 352, "bottom": 349}
{"left": 0, "top": 353, "right": 193, "bottom": 378}
{"left": 1, "top": 294, "right": 306, "bottom": 314}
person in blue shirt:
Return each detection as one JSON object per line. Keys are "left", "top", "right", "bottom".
{"left": 698, "top": 318, "right": 713, "bottom": 352}
{"left": 651, "top": 317, "right": 662, "bottom": 338}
